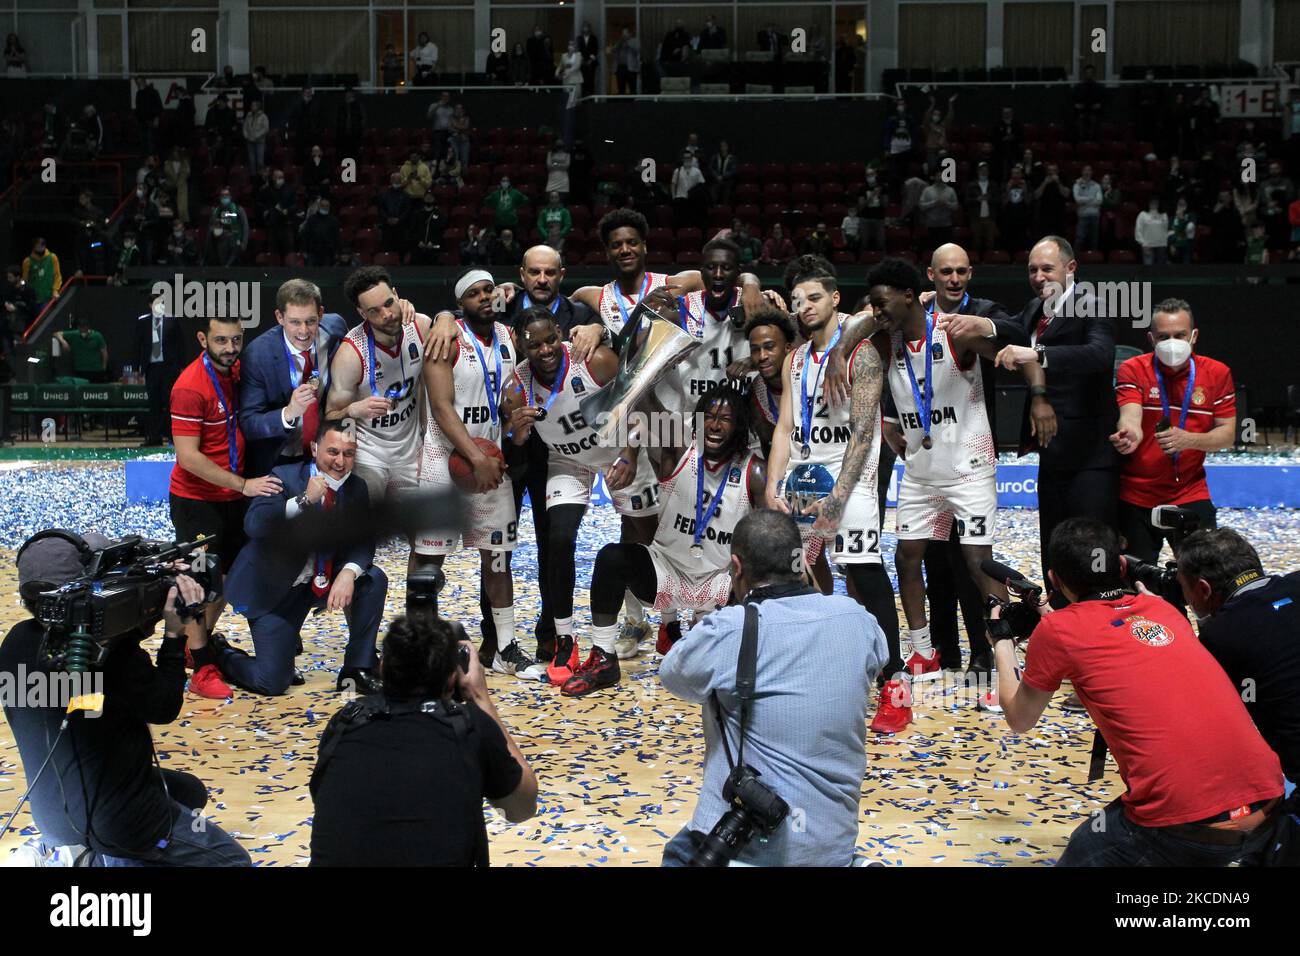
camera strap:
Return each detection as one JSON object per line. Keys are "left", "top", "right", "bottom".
{"left": 711, "top": 602, "right": 759, "bottom": 773}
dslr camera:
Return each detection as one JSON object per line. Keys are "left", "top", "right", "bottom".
{"left": 405, "top": 566, "right": 469, "bottom": 675}
{"left": 27, "top": 534, "right": 220, "bottom": 673}
{"left": 1119, "top": 505, "right": 1204, "bottom": 605}
{"left": 692, "top": 764, "right": 790, "bottom": 867}
{"left": 980, "top": 559, "right": 1044, "bottom": 641}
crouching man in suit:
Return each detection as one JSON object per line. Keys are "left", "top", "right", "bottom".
{"left": 218, "top": 417, "right": 387, "bottom": 695}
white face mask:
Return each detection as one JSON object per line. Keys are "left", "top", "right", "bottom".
{"left": 1154, "top": 338, "right": 1192, "bottom": 367}
{"left": 152, "top": 302, "right": 166, "bottom": 318}
{"left": 320, "top": 470, "right": 348, "bottom": 491}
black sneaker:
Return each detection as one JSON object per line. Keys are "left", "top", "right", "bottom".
{"left": 493, "top": 641, "right": 535, "bottom": 677}
{"left": 545, "top": 635, "right": 579, "bottom": 685}
{"left": 561, "top": 647, "right": 621, "bottom": 697}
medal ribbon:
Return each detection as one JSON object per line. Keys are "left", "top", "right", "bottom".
{"left": 613, "top": 273, "right": 652, "bottom": 331}
{"left": 530, "top": 344, "right": 569, "bottom": 414}
{"left": 693, "top": 449, "right": 730, "bottom": 551}
{"left": 201, "top": 353, "right": 239, "bottom": 473}
{"left": 521, "top": 292, "right": 562, "bottom": 314}
{"left": 365, "top": 323, "right": 408, "bottom": 400}
{"left": 925, "top": 291, "right": 969, "bottom": 318}
{"left": 902, "top": 315, "right": 935, "bottom": 444}
{"left": 800, "top": 325, "right": 842, "bottom": 449}
{"left": 459, "top": 319, "right": 503, "bottom": 429}
{"left": 1154, "top": 356, "right": 1196, "bottom": 474}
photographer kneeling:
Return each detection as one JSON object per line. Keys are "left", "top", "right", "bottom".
{"left": 309, "top": 613, "right": 538, "bottom": 866}
{"left": 990, "top": 517, "right": 1286, "bottom": 866}
{"left": 1, "top": 531, "right": 250, "bottom": 866}
{"left": 1178, "top": 528, "right": 1300, "bottom": 794}
{"left": 659, "top": 510, "right": 888, "bottom": 866}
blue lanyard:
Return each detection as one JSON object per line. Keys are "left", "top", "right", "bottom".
{"left": 283, "top": 334, "right": 317, "bottom": 390}
{"left": 1154, "top": 356, "right": 1196, "bottom": 470}
{"left": 521, "top": 292, "right": 561, "bottom": 315}
{"left": 800, "top": 325, "right": 842, "bottom": 446}
{"left": 763, "top": 381, "right": 779, "bottom": 422}
{"left": 459, "top": 319, "right": 503, "bottom": 427}
{"left": 201, "top": 354, "right": 239, "bottom": 473}
{"left": 925, "top": 291, "right": 969, "bottom": 317}
{"left": 694, "top": 450, "right": 729, "bottom": 549}
{"left": 365, "top": 323, "right": 407, "bottom": 400}
{"left": 902, "top": 316, "right": 935, "bottom": 440}
{"left": 613, "top": 273, "right": 652, "bottom": 331}
{"left": 307, "top": 463, "right": 331, "bottom": 582}
{"left": 531, "top": 344, "right": 569, "bottom": 414}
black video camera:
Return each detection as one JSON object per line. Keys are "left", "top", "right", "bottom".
{"left": 692, "top": 764, "right": 790, "bottom": 867}
{"left": 1116, "top": 504, "right": 1203, "bottom": 606}
{"left": 31, "top": 535, "right": 221, "bottom": 673}
{"left": 980, "top": 559, "right": 1045, "bottom": 641}
{"left": 405, "top": 566, "right": 468, "bottom": 674}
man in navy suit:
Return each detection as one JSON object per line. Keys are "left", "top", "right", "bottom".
{"left": 218, "top": 418, "right": 387, "bottom": 695}
{"left": 136, "top": 289, "right": 185, "bottom": 446}
{"left": 239, "top": 278, "right": 350, "bottom": 478}
{"left": 995, "top": 235, "right": 1120, "bottom": 581}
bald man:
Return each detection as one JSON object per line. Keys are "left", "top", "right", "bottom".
{"left": 484, "top": 245, "right": 606, "bottom": 662}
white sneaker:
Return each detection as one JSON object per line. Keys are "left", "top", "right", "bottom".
{"left": 615, "top": 619, "right": 652, "bottom": 660}
{"left": 492, "top": 641, "right": 534, "bottom": 676}
{"left": 977, "top": 689, "right": 1003, "bottom": 713}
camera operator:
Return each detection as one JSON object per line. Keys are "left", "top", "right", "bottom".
{"left": 990, "top": 517, "right": 1285, "bottom": 866}
{"left": 1, "top": 531, "right": 250, "bottom": 865}
{"left": 1179, "top": 528, "right": 1300, "bottom": 792}
{"left": 1110, "top": 298, "right": 1235, "bottom": 561}
{"left": 659, "top": 510, "right": 888, "bottom": 866}
{"left": 309, "top": 613, "right": 538, "bottom": 866}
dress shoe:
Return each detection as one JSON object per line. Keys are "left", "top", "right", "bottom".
{"left": 337, "top": 667, "right": 382, "bottom": 695}
{"left": 291, "top": 668, "right": 306, "bottom": 686}
{"left": 206, "top": 631, "right": 233, "bottom": 656}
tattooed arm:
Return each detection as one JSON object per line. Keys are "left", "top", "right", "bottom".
{"left": 810, "top": 342, "right": 883, "bottom": 533}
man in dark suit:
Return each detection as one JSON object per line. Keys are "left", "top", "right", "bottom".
{"left": 239, "top": 278, "right": 349, "bottom": 478}
{"left": 136, "top": 289, "right": 185, "bottom": 447}
{"left": 219, "top": 419, "right": 386, "bottom": 696}
{"left": 995, "top": 235, "right": 1120, "bottom": 582}
{"left": 757, "top": 23, "right": 786, "bottom": 59}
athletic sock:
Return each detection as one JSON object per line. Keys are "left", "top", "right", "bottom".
{"left": 591, "top": 624, "right": 619, "bottom": 656}
{"left": 661, "top": 609, "right": 678, "bottom": 625}
{"left": 907, "top": 625, "right": 934, "bottom": 658}
{"left": 491, "top": 606, "right": 516, "bottom": 650}
{"left": 623, "top": 591, "right": 646, "bottom": 625}
{"left": 553, "top": 616, "right": 574, "bottom": 638}
{"left": 191, "top": 644, "right": 217, "bottom": 669}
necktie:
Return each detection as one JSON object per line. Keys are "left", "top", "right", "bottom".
{"left": 152, "top": 316, "right": 163, "bottom": 362}
{"left": 299, "top": 349, "right": 318, "bottom": 454}
{"left": 310, "top": 486, "right": 336, "bottom": 597}
{"left": 1034, "top": 312, "right": 1050, "bottom": 342}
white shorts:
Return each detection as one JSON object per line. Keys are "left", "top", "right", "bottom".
{"left": 546, "top": 447, "right": 663, "bottom": 517}
{"left": 895, "top": 472, "right": 997, "bottom": 544}
{"left": 645, "top": 541, "right": 734, "bottom": 613}
{"left": 412, "top": 457, "right": 517, "bottom": 556}
{"left": 353, "top": 453, "right": 420, "bottom": 504}
{"left": 785, "top": 464, "right": 882, "bottom": 567}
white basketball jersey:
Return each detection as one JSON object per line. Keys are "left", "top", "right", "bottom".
{"left": 785, "top": 318, "right": 880, "bottom": 489}
{"left": 513, "top": 343, "right": 618, "bottom": 469}
{"left": 678, "top": 288, "right": 751, "bottom": 401}
{"left": 748, "top": 372, "right": 781, "bottom": 427}
{"left": 596, "top": 271, "right": 670, "bottom": 336}
{"left": 424, "top": 319, "right": 516, "bottom": 464}
{"left": 886, "top": 324, "right": 996, "bottom": 485}
{"left": 655, "top": 446, "right": 756, "bottom": 572}
{"left": 345, "top": 321, "right": 424, "bottom": 466}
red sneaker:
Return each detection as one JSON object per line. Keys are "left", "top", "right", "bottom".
{"left": 656, "top": 620, "right": 682, "bottom": 655}
{"left": 561, "top": 647, "right": 621, "bottom": 697}
{"left": 977, "top": 689, "right": 1003, "bottom": 713}
{"left": 183, "top": 645, "right": 195, "bottom": 670}
{"left": 905, "top": 649, "right": 942, "bottom": 682}
{"left": 869, "top": 680, "right": 913, "bottom": 734}
{"left": 189, "top": 664, "right": 232, "bottom": 700}
{"left": 546, "top": 636, "right": 580, "bottom": 686}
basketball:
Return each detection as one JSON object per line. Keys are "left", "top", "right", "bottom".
{"left": 448, "top": 436, "right": 505, "bottom": 490}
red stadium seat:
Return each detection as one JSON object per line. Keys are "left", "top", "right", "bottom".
{"left": 254, "top": 252, "right": 279, "bottom": 267}
{"left": 1079, "top": 250, "right": 1105, "bottom": 265}
{"left": 570, "top": 206, "right": 591, "bottom": 230}
{"left": 1108, "top": 250, "right": 1138, "bottom": 264}
{"left": 733, "top": 183, "right": 761, "bottom": 204}
{"left": 283, "top": 253, "right": 306, "bottom": 267}
{"left": 707, "top": 206, "right": 734, "bottom": 228}
{"left": 646, "top": 251, "right": 672, "bottom": 266}
{"left": 760, "top": 163, "right": 786, "bottom": 182}
{"left": 791, "top": 182, "right": 817, "bottom": 203}
{"left": 733, "top": 203, "right": 760, "bottom": 224}
{"left": 832, "top": 251, "right": 855, "bottom": 265}
{"left": 859, "top": 250, "right": 884, "bottom": 265}
{"left": 353, "top": 228, "right": 379, "bottom": 255}
{"left": 676, "top": 250, "right": 701, "bottom": 266}
{"left": 982, "top": 250, "right": 1010, "bottom": 264}
{"left": 584, "top": 250, "right": 605, "bottom": 265}
{"left": 675, "top": 227, "right": 702, "bottom": 247}
{"left": 648, "top": 227, "right": 673, "bottom": 245}
{"left": 438, "top": 252, "right": 461, "bottom": 266}
{"left": 1013, "top": 250, "right": 1030, "bottom": 263}
{"left": 373, "top": 252, "right": 400, "bottom": 266}
{"left": 736, "top": 163, "right": 760, "bottom": 183}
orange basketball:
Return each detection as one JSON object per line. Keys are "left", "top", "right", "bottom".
{"left": 448, "top": 436, "right": 505, "bottom": 491}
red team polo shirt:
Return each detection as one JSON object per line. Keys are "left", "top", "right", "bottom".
{"left": 1114, "top": 352, "right": 1235, "bottom": 508}
{"left": 1021, "top": 593, "right": 1282, "bottom": 827}
{"left": 169, "top": 356, "right": 245, "bottom": 502}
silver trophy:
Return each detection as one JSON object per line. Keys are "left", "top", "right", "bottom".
{"left": 578, "top": 297, "right": 701, "bottom": 446}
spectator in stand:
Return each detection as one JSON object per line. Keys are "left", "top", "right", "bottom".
{"left": 527, "top": 26, "right": 555, "bottom": 86}
{"left": 303, "top": 143, "right": 333, "bottom": 201}
{"left": 883, "top": 98, "right": 915, "bottom": 186}
{"left": 483, "top": 177, "right": 529, "bottom": 232}
{"left": 401, "top": 149, "right": 433, "bottom": 200}
{"left": 300, "top": 197, "right": 341, "bottom": 267}
{"left": 1034, "top": 162, "right": 1070, "bottom": 236}
{"left": 70, "top": 190, "right": 108, "bottom": 275}
{"left": 1021, "top": 147, "right": 1044, "bottom": 190}
{"left": 410, "top": 31, "right": 439, "bottom": 86}
{"left": 258, "top": 169, "right": 299, "bottom": 258}
{"left": 449, "top": 103, "right": 471, "bottom": 169}
{"left": 860, "top": 185, "right": 887, "bottom": 252}
{"left": 111, "top": 230, "right": 142, "bottom": 286}
{"left": 250, "top": 66, "right": 274, "bottom": 96}
{"left": 1209, "top": 189, "right": 1245, "bottom": 263}
{"left": 919, "top": 169, "right": 959, "bottom": 248}
{"left": 964, "top": 162, "right": 999, "bottom": 255}
{"left": 1261, "top": 160, "right": 1295, "bottom": 205}
{"left": 334, "top": 248, "right": 362, "bottom": 270}
{"left": 22, "top": 238, "right": 61, "bottom": 312}
{"left": 163, "top": 146, "right": 191, "bottom": 224}
{"left": 377, "top": 172, "right": 411, "bottom": 255}
{"left": 428, "top": 91, "right": 454, "bottom": 158}
{"left": 923, "top": 94, "right": 956, "bottom": 174}
{"left": 545, "top": 142, "right": 571, "bottom": 199}
{"left": 682, "top": 132, "right": 702, "bottom": 159}
{"left": 609, "top": 27, "right": 641, "bottom": 95}
{"left": 537, "top": 192, "right": 572, "bottom": 242}
{"left": 698, "top": 15, "right": 727, "bottom": 51}
{"left": 899, "top": 170, "right": 929, "bottom": 227}
{"left": 204, "top": 220, "right": 241, "bottom": 267}
{"left": 709, "top": 140, "right": 737, "bottom": 206}
{"left": 1233, "top": 183, "right": 1258, "bottom": 229}
{"left": 381, "top": 44, "right": 403, "bottom": 88}
{"left": 4, "top": 32, "right": 26, "bottom": 76}
{"left": 729, "top": 218, "right": 760, "bottom": 265}
{"left": 1168, "top": 197, "right": 1197, "bottom": 263}
{"left": 1135, "top": 197, "right": 1169, "bottom": 265}
{"left": 53, "top": 317, "right": 108, "bottom": 383}
{"left": 485, "top": 45, "right": 510, "bottom": 85}
{"left": 1071, "top": 64, "right": 1104, "bottom": 141}
{"left": 1099, "top": 173, "right": 1123, "bottom": 251}
{"left": 801, "top": 221, "right": 834, "bottom": 257}
{"left": 509, "top": 42, "right": 530, "bottom": 87}
{"left": 121, "top": 181, "right": 160, "bottom": 261}
{"left": 134, "top": 76, "right": 163, "bottom": 156}
{"left": 1072, "top": 164, "right": 1103, "bottom": 253}
{"left": 209, "top": 187, "right": 250, "bottom": 256}
{"left": 460, "top": 224, "right": 491, "bottom": 265}
{"left": 544, "top": 222, "right": 566, "bottom": 255}
{"left": 41, "top": 101, "right": 67, "bottom": 150}
{"left": 757, "top": 22, "right": 786, "bottom": 57}
{"left": 433, "top": 144, "right": 463, "bottom": 189}
{"left": 2, "top": 265, "right": 37, "bottom": 358}
{"left": 214, "top": 65, "right": 239, "bottom": 89}
{"left": 288, "top": 87, "right": 321, "bottom": 164}
{"left": 671, "top": 151, "right": 706, "bottom": 230}
{"left": 160, "top": 221, "right": 199, "bottom": 266}
{"left": 203, "top": 93, "right": 237, "bottom": 168}
{"left": 578, "top": 21, "right": 599, "bottom": 96}
{"left": 993, "top": 106, "right": 1023, "bottom": 180}
{"left": 1000, "top": 165, "right": 1032, "bottom": 254}
{"left": 840, "top": 203, "right": 862, "bottom": 252}
{"left": 241, "top": 99, "right": 269, "bottom": 173}
{"left": 1244, "top": 221, "right": 1269, "bottom": 265}
{"left": 557, "top": 40, "right": 583, "bottom": 144}
{"left": 336, "top": 88, "right": 365, "bottom": 162}
{"left": 491, "top": 228, "right": 523, "bottom": 267}
{"left": 80, "top": 104, "right": 105, "bottom": 154}
{"left": 659, "top": 19, "right": 691, "bottom": 75}
{"left": 1163, "top": 154, "right": 1188, "bottom": 210}
{"left": 409, "top": 194, "right": 445, "bottom": 265}
{"left": 760, "top": 223, "right": 795, "bottom": 267}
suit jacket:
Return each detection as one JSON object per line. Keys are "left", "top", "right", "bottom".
{"left": 1015, "top": 286, "right": 1120, "bottom": 472}
{"left": 134, "top": 312, "right": 184, "bottom": 370}
{"left": 224, "top": 462, "right": 374, "bottom": 620}
{"left": 238, "top": 312, "right": 348, "bottom": 477}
